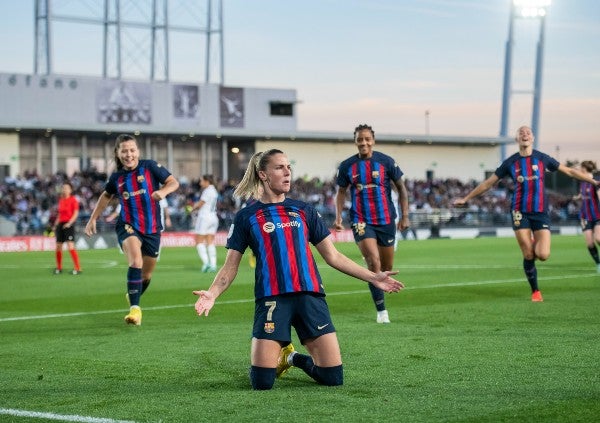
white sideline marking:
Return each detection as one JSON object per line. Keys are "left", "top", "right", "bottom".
{"left": 0, "top": 408, "right": 136, "bottom": 423}
{"left": 0, "top": 272, "right": 597, "bottom": 324}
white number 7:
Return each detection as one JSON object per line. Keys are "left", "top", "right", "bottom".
{"left": 264, "top": 300, "right": 277, "bottom": 321}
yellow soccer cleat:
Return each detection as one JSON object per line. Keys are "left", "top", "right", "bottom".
{"left": 124, "top": 306, "right": 142, "bottom": 326}
{"left": 276, "top": 343, "right": 295, "bottom": 378}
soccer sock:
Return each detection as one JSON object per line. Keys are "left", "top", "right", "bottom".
{"left": 196, "top": 243, "right": 208, "bottom": 265}
{"left": 290, "top": 353, "right": 343, "bottom": 386}
{"left": 55, "top": 250, "right": 63, "bottom": 270}
{"left": 207, "top": 244, "right": 217, "bottom": 267}
{"left": 141, "top": 279, "right": 151, "bottom": 294}
{"left": 588, "top": 246, "right": 600, "bottom": 264}
{"left": 368, "top": 283, "right": 386, "bottom": 312}
{"left": 69, "top": 249, "right": 81, "bottom": 271}
{"left": 249, "top": 366, "right": 276, "bottom": 390}
{"left": 523, "top": 258, "right": 538, "bottom": 292}
{"left": 127, "top": 267, "right": 143, "bottom": 306}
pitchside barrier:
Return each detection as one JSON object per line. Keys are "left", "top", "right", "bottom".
{"left": 0, "top": 226, "right": 582, "bottom": 253}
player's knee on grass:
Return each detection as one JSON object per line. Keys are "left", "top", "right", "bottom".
{"left": 250, "top": 366, "right": 276, "bottom": 390}
{"left": 313, "top": 365, "right": 343, "bottom": 386}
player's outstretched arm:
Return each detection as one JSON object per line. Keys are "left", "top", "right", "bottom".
{"left": 192, "top": 249, "right": 243, "bottom": 317}
{"left": 315, "top": 236, "right": 404, "bottom": 293}
{"left": 85, "top": 191, "right": 113, "bottom": 236}
{"left": 453, "top": 174, "right": 499, "bottom": 206}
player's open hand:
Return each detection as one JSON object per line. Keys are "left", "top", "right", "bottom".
{"left": 193, "top": 290, "right": 215, "bottom": 316}
{"left": 372, "top": 271, "right": 404, "bottom": 293}
{"left": 84, "top": 220, "right": 96, "bottom": 237}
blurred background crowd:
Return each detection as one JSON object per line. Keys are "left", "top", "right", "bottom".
{"left": 0, "top": 169, "right": 583, "bottom": 236}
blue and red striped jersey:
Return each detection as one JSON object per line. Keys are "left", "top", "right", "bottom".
{"left": 495, "top": 150, "right": 560, "bottom": 213}
{"left": 336, "top": 151, "right": 403, "bottom": 225}
{"left": 579, "top": 176, "right": 600, "bottom": 222}
{"left": 226, "top": 198, "right": 330, "bottom": 300}
{"left": 105, "top": 160, "right": 172, "bottom": 234}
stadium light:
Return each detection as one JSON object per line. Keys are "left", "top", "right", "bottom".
{"left": 499, "top": 0, "right": 551, "bottom": 158}
{"left": 513, "top": 0, "right": 551, "bottom": 18}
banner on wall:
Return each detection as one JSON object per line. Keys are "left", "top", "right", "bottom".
{"left": 173, "top": 84, "right": 200, "bottom": 119}
{"left": 219, "top": 86, "right": 244, "bottom": 128}
{"left": 96, "top": 80, "right": 152, "bottom": 124}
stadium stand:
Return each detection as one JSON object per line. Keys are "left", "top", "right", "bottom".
{"left": 0, "top": 170, "right": 581, "bottom": 237}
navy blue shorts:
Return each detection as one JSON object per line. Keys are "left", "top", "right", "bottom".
{"left": 55, "top": 223, "right": 75, "bottom": 243}
{"left": 351, "top": 222, "right": 396, "bottom": 247}
{"left": 115, "top": 221, "right": 161, "bottom": 258}
{"left": 511, "top": 211, "right": 551, "bottom": 231}
{"left": 581, "top": 217, "right": 600, "bottom": 231}
{"left": 252, "top": 293, "right": 336, "bottom": 344}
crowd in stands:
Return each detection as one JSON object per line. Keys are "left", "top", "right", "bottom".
{"left": 0, "top": 169, "right": 582, "bottom": 236}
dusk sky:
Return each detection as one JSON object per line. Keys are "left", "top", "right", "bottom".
{"left": 1, "top": 0, "right": 598, "bottom": 166}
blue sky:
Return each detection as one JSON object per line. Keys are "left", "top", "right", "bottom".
{"left": 0, "top": 0, "right": 598, "bottom": 164}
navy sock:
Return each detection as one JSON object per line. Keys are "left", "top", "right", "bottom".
{"left": 249, "top": 366, "right": 276, "bottom": 390}
{"left": 127, "top": 267, "right": 143, "bottom": 306}
{"left": 523, "top": 259, "right": 538, "bottom": 292}
{"left": 368, "top": 283, "right": 386, "bottom": 312}
{"left": 141, "top": 278, "right": 151, "bottom": 294}
{"left": 588, "top": 246, "right": 600, "bottom": 264}
{"left": 291, "top": 354, "right": 343, "bottom": 386}
{"left": 291, "top": 352, "right": 313, "bottom": 371}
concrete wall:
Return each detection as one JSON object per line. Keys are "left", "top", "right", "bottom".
{"left": 0, "top": 72, "right": 297, "bottom": 134}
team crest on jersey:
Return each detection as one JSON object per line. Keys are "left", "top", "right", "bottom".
{"left": 262, "top": 222, "right": 275, "bottom": 233}
{"left": 264, "top": 322, "right": 275, "bottom": 334}
{"left": 288, "top": 211, "right": 299, "bottom": 218}
{"left": 512, "top": 210, "right": 522, "bottom": 227}
{"left": 137, "top": 175, "right": 145, "bottom": 183}
{"left": 124, "top": 224, "right": 135, "bottom": 234}
{"left": 532, "top": 165, "right": 538, "bottom": 171}
{"left": 372, "top": 171, "right": 379, "bottom": 179}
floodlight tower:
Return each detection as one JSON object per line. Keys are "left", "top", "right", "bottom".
{"left": 33, "top": 0, "right": 224, "bottom": 84}
{"left": 499, "top": 0, "right": 550, "bottom": 159}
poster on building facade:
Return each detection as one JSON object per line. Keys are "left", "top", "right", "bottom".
{"left": 173, "top": 84, "right": 199, "bottom": 119}
{"left": 96, "top": 81, "right": 152, "bottom": 124}
{"left": 219, "top": 86, "right": 244, "bottom": 128}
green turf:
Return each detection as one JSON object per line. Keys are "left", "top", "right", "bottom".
{"left": 1, "top": 236, "right": 599, "bottom": 422}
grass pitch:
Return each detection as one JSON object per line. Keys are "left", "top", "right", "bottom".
{"left": 1, "top": 236, "right": 599, "bottom": 422}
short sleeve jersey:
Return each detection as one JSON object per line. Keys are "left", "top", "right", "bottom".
{"left": 336, "top": 151, "right": 403, "bottom": 225}
{"left": 57, "top": 195, "right": 79, "bottom": 224}
{"left": 579, "top": 175, "right": 600, "bottom": 222}
{"left": 199, "top": 185, "right": 219, "bottom": 217}
{"left": 494, "top": 150, "right": 560, "bottom": 213}
{"left": 105, "top": 159, "right": 172, "bottom": 234}
{"left": 226, "top": 198, "right": 330, "bottom": 300}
